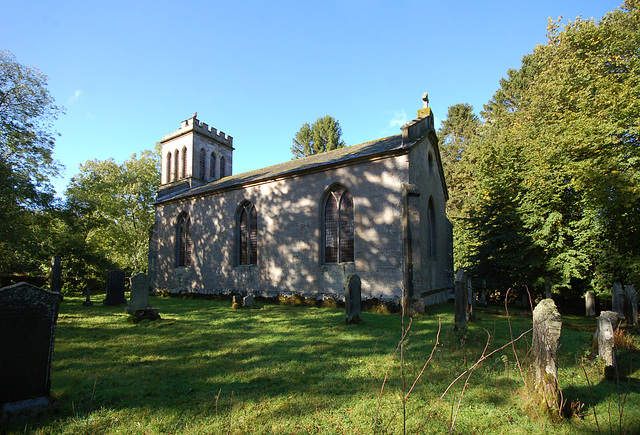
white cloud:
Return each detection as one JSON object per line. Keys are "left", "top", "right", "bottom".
{"left": 389, "top": 110, "right": 408, "bottom": 128}
{"left": 67, "top": 90, "right": 83, "bottom": 105}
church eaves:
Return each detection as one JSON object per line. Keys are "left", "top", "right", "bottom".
{"left": 155, "top": 133, "right": 417, "bottom": 203}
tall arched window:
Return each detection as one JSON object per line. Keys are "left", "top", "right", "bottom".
{"left": 177, "top": 213, "right": 192, "bottom": 267}
{"left": 199, "top": 148, "right": 206, "bottom": 179}
{"left": 323, "top": 186, "right": 354, "bottom": 263}
{"left": 220, "top": 156, "right": 226, "bottom": 178}
{"left": 174, "top": 149, "right": 180, "bottom": 181}
{"left": 427, "top": 197, "right": 437, "bottom": 259}
{"left": 181, "top": 146, "right": 187, "bottom": 179}
{"left": 166, "top": 152, "right": 172, "bottom": 183}
{"left": 237, "top": 202, "right": 257, "bottom": 265}
{"left": 210, "top": 152, "right": 216, "bottom": 179}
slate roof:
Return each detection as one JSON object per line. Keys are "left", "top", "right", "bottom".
{"left": 157, "top": 133, "right": 415, "bottom": 203}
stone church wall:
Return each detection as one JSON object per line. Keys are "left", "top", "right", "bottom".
{"left": 150, "top": 155, "right": 410, "bottom": 303}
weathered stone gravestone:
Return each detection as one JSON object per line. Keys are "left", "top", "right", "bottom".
{"left": 596, "top": 313, "right": 616, "bottom": 379}
{"left": 531, "top": 299, "right": 562, "bottom": 417}
{"left": 345, "top": 274, "right": 362, "bottom": 325}
{"left": 243, "top": 295, "right": 255, "bottom": 308}
{"left": 624, "top": 285, "right": 637, "bottom": 326}
{"left": 49, "top": 256, "right": 62, "bottom": 294}
{"left": 585, "top": 291, "right": 596, "bottom": 317}
{"left": 545, "top": 276, "right": 552, "bottom": 299}
{"left": 454, "top": 269, "right": 467, "bottom": 330}
{"left": 612, "top": 282, "right": 625, "bottom": 318}
{"left": 104, "top": 270, "right": 126, "bottom": 306}
{"left": 1, "top": 282, "right": 61, "bottom": 421}
{"left": 126, "top": 273, "right": 159, "bottom": 322}
{"left": 83, "top": 288, "right": 93, "bottom": 306}
{"left": 467, "top": 279, "right": 475, "bottom": 321}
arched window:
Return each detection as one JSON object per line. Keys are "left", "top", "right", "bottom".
{"left": 323, "top": 186, "right": 354, "bottom": 263}
{"left": 237, "top": 202, "right": 257, "bottom": 265}
{"left": 427, "top": 197, "right": 437, "bottom": 259}
{"left": 173, "top": 149, "right": 179, "bottom": 181}
{"left": 181, "top": 146, "right": 187, "bottom": 179}
{"left": 210, "top": 152, "right": 216, "bottom": 179}
{"left": 220, "top": 156, "right": 226, "bottom": 178}
{"left": 166, "top": 152, "right": 172, "bottom": 183}
{"left": 199, "top": 148, "right": 206, "bottom": 179}
{"left": 177, "top": 213, "right": 192, "bottom": 267}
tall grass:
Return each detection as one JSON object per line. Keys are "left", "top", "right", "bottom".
{"left": 4, "top": 295, "right": 639, "bottom": 434}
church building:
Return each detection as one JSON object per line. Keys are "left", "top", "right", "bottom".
{"left": 148, "top": 94, "right": 453, "bottom": 307}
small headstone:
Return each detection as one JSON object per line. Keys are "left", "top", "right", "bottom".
{"left": 624, "top": 285, "right": 637, "bottom": 326}
{"left": 345, "top": 274, "right": 362, "bottom": 325}
{"left": 243, "top": 295, "right": 255, "bottom": 308}
{"left": 612, "top": 282, "right": 625, "bottom": 317}
{"left": 585, "top": 291, "right": 596, "bottom": 317}
{"left": 454, "top": 269, "right": 467, "bottom": 330}
{"left": 49, "top": 256, "right": 62, "bottom": 294}
{"left": 596, "top": 314, "right": 616, "bottom": 379}
{"left": 467, "top": 279, "right": 475, "bottom": 321}
{"left": 412, "top": 298, "right": 425, "bottom": 315}
{"left": 544, "top": 276, "right": 552, "bottom": 299}
{"left": 82, "top": 288, "right": 93, "bottom": 306}
{"left": 104, "top": 270, "right": 126, "bottom": 306}
{"left": 531, "top": 298, "right": 562, "bottom": 416}
{"left": 1, "top": 282, "right": 61, "bottom": 421}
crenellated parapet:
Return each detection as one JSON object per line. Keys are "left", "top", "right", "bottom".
{"left": 162, "top": 116, "right": 233, "bottom": 148}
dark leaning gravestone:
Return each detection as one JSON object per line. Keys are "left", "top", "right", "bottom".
{"left": 104, "top": 269, "right": 126, "bottom": 306}
{"left": 345, "top": 274, "right": 362, "bottom": 325}
{"left": 1, "top": 282, "right": 61, "bottom": 421}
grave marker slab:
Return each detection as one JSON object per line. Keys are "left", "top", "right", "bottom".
{"left": 585, "top": 291, "right": 596, "bottom": 317}
{"left": 104, "top": 270, "right": 126, "bottom": 306}
{"left": 49, "top": 256, "right": 61, "bottom": 294}
{"left": 612, "top": 282, "right": 624, "bottom": 317}
{"left": 126, "top": 273, "right": 160, "bottom": 322}
{"left": 345, "top": 275, "right": 362, "bottom": 325}
{"left": 531, "top": 298, "right": 562, "bottom": 416}
{"left": 596, "top": 314, "right": 616, "bottom": 379}
{"left": 624, "top": 285, "right": 637, "bottom": 326}
{"left": 1, "top": 282, "right": 61, "bottom": 421}
{"left": 243, "top": 295, "right": 254, "bottom": 308}
{"left": 454, "top": 269, "right": 467, "bottom": 330}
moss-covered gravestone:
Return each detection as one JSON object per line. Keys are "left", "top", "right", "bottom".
{"left": 1, "top": 282, "right": 61, "bottom": 421}
{"left": 531, "top": 298, "right": 562, "bottom": 417}
{"left": 345, "top": 274, "right": 362, "bottom": 325}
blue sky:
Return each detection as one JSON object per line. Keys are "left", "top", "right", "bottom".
{"left": 2, "top": 0, "right": 623, "bottom": 196}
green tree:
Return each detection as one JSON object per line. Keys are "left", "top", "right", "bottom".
{"left": 437, "top": 104, "right": 480, "bottom": 271}
{"left": 65, "top": 149, "right": 161, "bottom": 273}
{"left": 0, "top": 51, "right": 64, "bottom": 275}
{"left": 291, "top": 115, "right": 346, "bottom": 159}
{"left": 466, "top": 0, "right": 640, "bottom": 295}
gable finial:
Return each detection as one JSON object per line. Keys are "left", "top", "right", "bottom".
{"left": 417, "top": 92, "right": 431, "bottom": 118}
{"left": 422, "top": 92, "right": 429, "bottom": 108}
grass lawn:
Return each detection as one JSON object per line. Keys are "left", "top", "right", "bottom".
{"left": 4, "top": 294, "right": 639, "bottom": 434}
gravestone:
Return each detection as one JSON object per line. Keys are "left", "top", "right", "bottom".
{"left": 126, "top": 273, "right": 159, "bottom": 322}
{"left": 612, "top": 282, "right": 624, "bottom": 318}
{"left": 1, "top": 282, "right": 61, "bottom": 421}
{"left": 596, "top": 314, "right": 616, "bottom": 379}
{"left": 624, "top": 285, "right": 637, "bottom": 326}
{"left": 243, "top": 295, "right": 254, "bottom": 308}
{"left": 599, "top": 310, "right": 620, "bottom": 327}
{"left": 478, "top": 279, "right": 487, "bottom": 306}
{"left": 467, "top": 279, "right": 475, "bottom": 321}
{"left": 531, "top": 299, "right": 562, "bottom": 416}
{"left": 585, "top": 291, "right": 596, "bottom": 317}
{"left": 83, "top": 288, "right": 93, "bottom": 306}
{"left": 545, "top": 276, "right": 552, "bottom": 299}
{"left": 104, "top": 270, "right": 126, "bottom": 306}
{"left": 454, "top": 269, "right": 467, "bottom": 330}
{"left": 345, "top": 274, "right": 362, "bottom": 325}
{"left": 49, "top": 256, "right": 62, "bottom": 294}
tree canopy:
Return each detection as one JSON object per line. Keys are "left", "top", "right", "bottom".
{"left": 0, "top": 51, "right": 64, "bottom": 276}
{"left": 458, "top": 0, "right": 640, "bottom": 296}
{"left": 291, "top": 115, "right": 346, "bottom": 159}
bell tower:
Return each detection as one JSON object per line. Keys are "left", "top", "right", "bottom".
{"left": 159, "top": 114, "right": 234, "bottom": 188}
